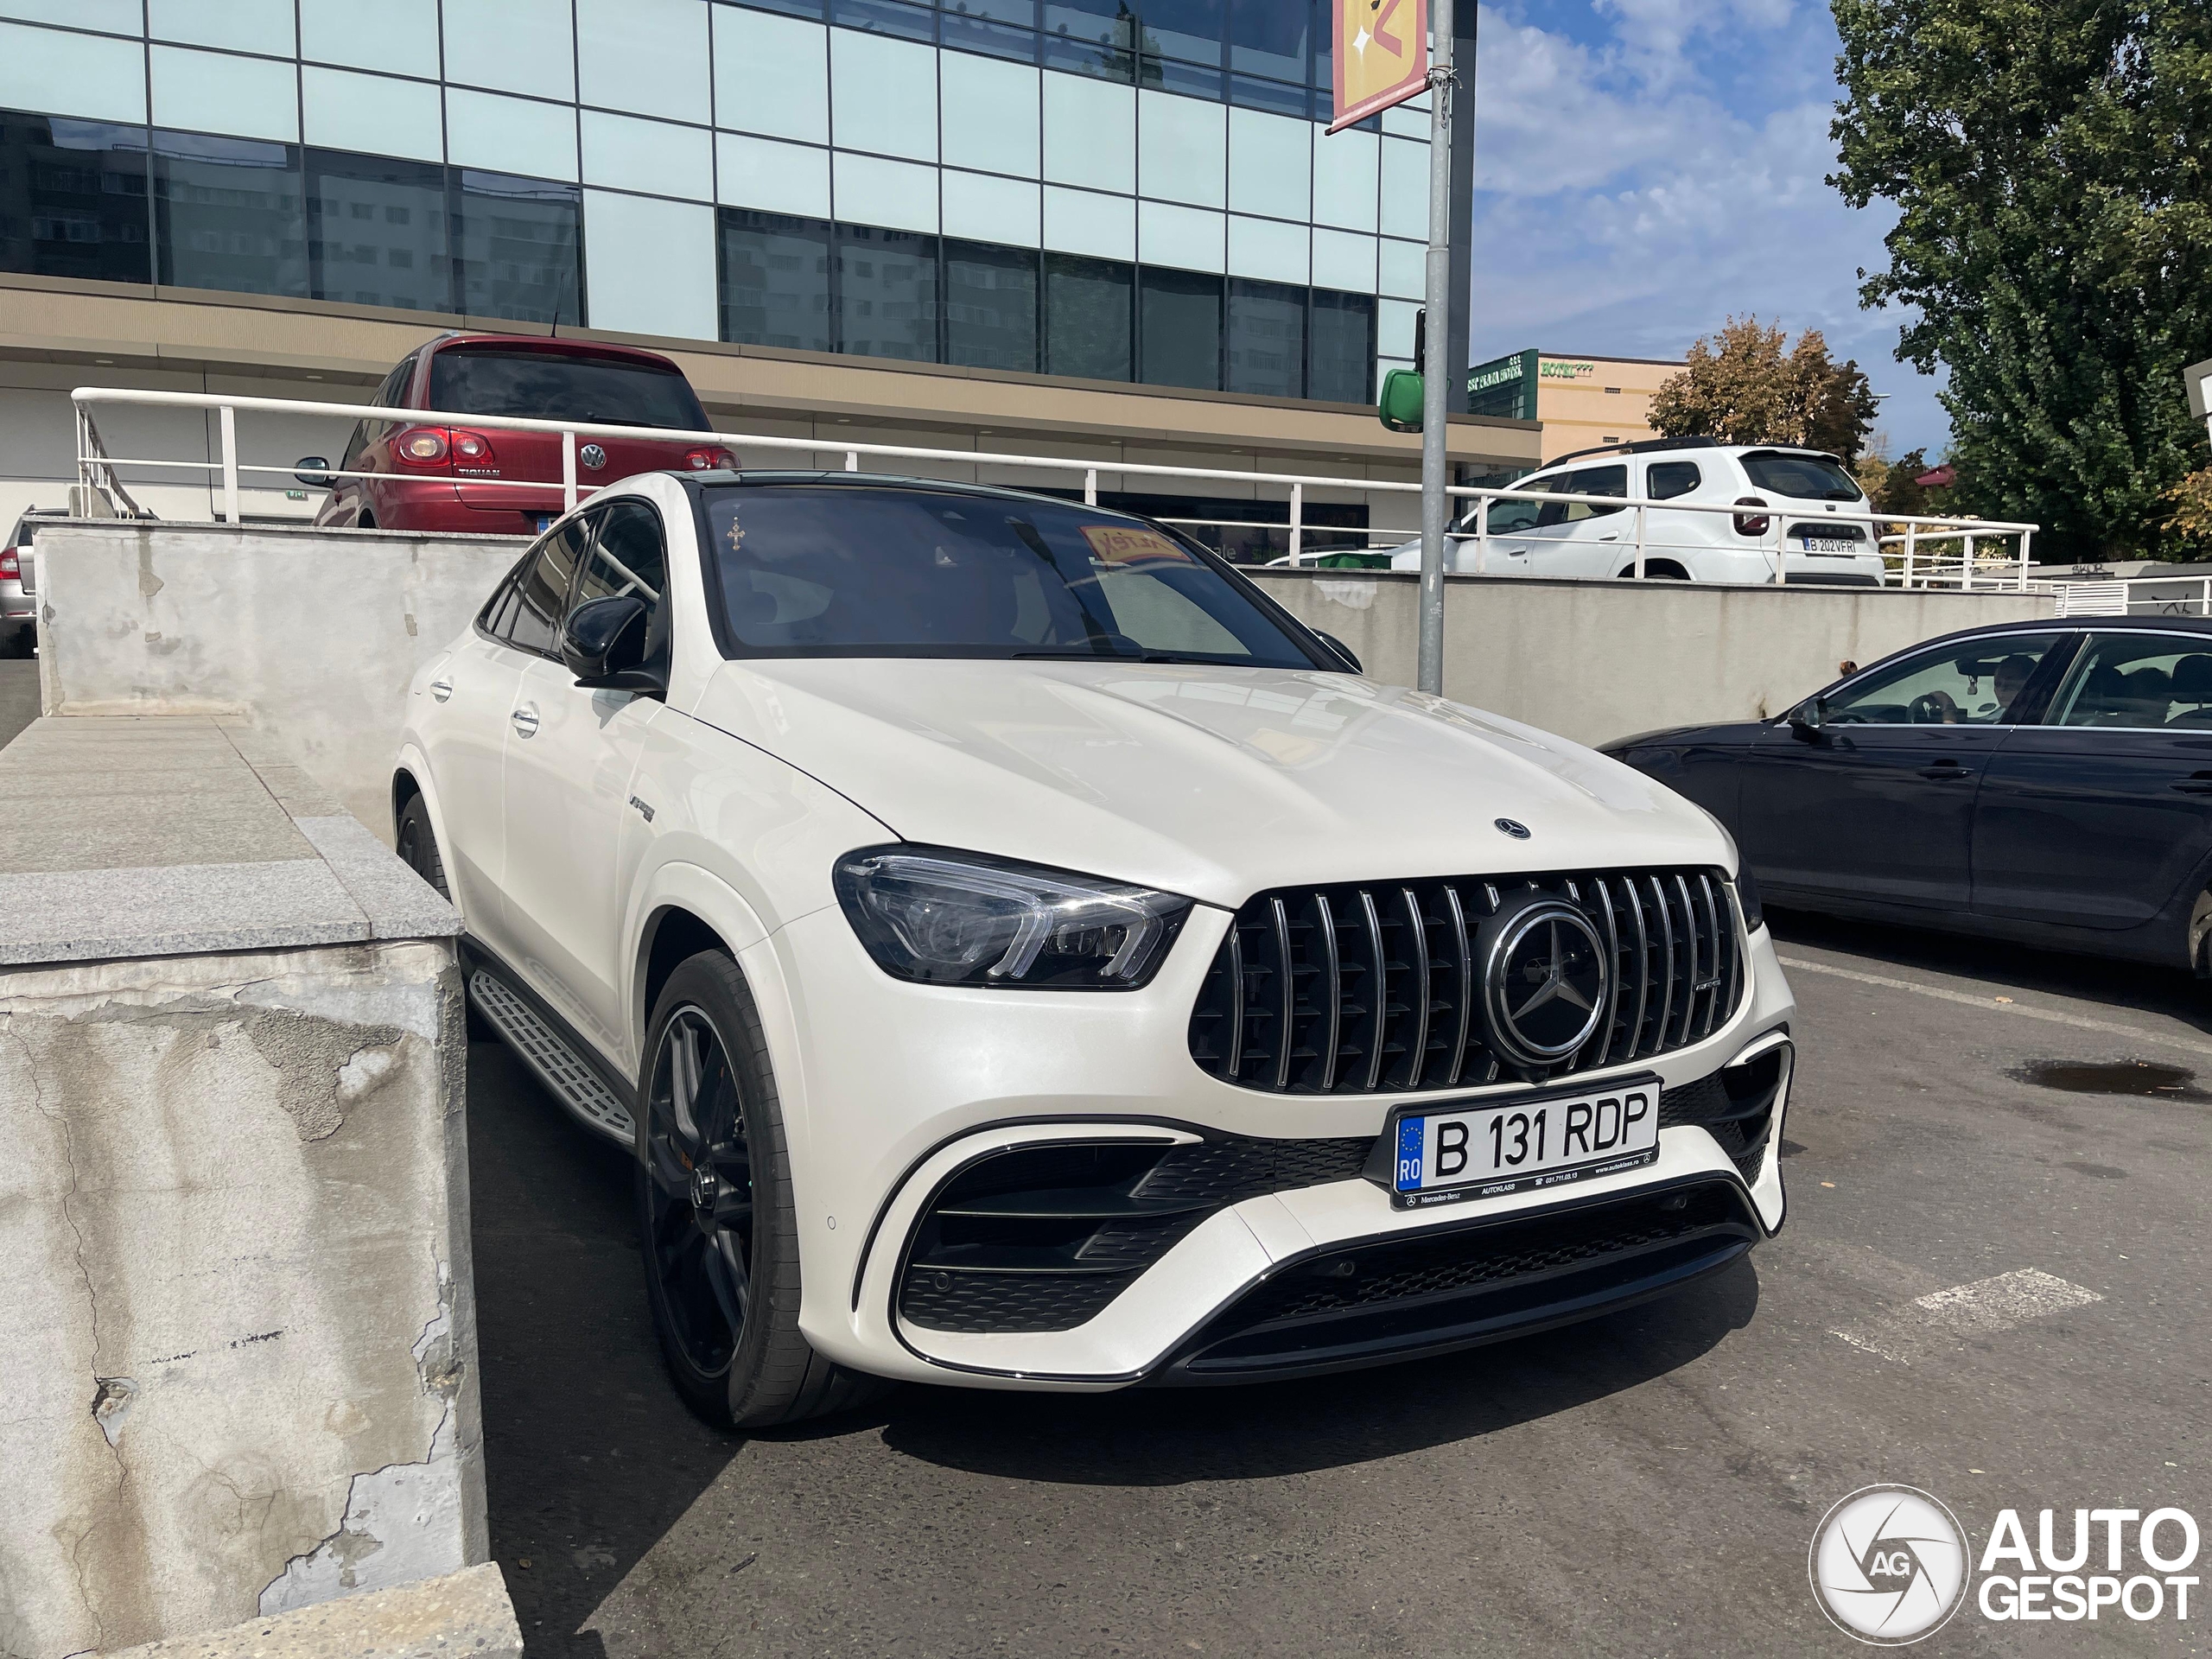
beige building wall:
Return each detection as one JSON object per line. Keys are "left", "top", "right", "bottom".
{"left": 1535, "top": 353, "right": 1683, "bottom": 462}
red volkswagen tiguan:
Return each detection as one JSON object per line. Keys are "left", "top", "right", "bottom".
{"left": 304, "top": 334, "right": 734, "bottom": 535}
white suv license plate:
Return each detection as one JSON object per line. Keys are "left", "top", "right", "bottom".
{"left": 1389, "top": 1075, "right": 1662, "bottom": 1210}
{"left": 1800, "top": 537, "right": 1858, "bottom": 554}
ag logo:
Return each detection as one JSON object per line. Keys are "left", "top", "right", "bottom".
{"left": 1809, "top": 1485, "right": 1969, "bottom": 1645}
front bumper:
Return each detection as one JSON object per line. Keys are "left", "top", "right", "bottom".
{"left": 753, "top": 903, "right": 1796, "bottom": 1391}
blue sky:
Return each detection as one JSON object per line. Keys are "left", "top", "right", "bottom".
{"left": 1465, "top": 0, "right": 1949, "bottom": 457}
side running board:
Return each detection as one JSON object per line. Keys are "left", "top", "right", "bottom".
{"left": 470, "top": 969, "right": 637, "bottom": 1149}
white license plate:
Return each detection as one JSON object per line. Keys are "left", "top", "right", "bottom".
{"left": 1800, "top": 538, "right": 1857, "bottom": 555}
{"left": 1389, "top": 1075, "right": 1661, "bottom": 1209}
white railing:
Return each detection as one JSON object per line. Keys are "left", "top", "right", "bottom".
{"left": 2050, "top": 575, "right": 2212, "bottom": 618}
{"left": 67, "top": 386, "right": 2038, "bottom": 588}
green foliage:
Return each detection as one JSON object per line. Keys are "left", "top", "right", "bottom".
{"left": 1831, "top": 0, "right": 2212, "bottom": 562}
{"left": 1649, "top": 317, "right": 1880, "bottom": 462}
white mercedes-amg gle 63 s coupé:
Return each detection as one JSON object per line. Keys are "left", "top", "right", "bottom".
{"left": 394, "top": 469, "right": 1796, "bottom": 1427}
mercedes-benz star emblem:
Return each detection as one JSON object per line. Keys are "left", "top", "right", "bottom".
{"left": 1494, "top": 817, "right": 1531, "bottom": 840}
{"left": 579, "top": 442, "right": 607, "bottom": 471}
{"left": 1483, "top": 899, "right": 1608, "bottom": 1066}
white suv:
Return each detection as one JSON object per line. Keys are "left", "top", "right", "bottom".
{"left": 1390, "top": 439, "right": 1888, "bottom": 585}
{"left": 396, "top": 469, "right": 1796, "bottom": 1426}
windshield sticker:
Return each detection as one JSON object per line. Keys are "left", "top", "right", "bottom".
{"left": 1080, "top": 524, "right": 1193, "bottom": 566}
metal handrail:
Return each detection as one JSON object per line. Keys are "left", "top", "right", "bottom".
{"left": 67, "top": 385, "right": 2042, "bottom": 589}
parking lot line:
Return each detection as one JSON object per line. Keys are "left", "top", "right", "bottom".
{"left": 1778, "top": 953, "right": 2212, "bottom": 1059}
{"left": 1829, "top": 1268, "right": 2104, "bottom": 1365}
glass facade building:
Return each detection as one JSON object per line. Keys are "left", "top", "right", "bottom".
{"left": 0, "top": 0, "right": 1437, "bottom": 403}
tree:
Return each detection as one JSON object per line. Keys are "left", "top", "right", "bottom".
{"left": 1832, "top": 0, "right": 2212, "bottom": 563}
{"left": 1649, "top": 318, "right": 1881, "bottom": 462}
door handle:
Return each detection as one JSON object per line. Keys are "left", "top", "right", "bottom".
{"left": 1919, "top": 763, "right": 1974, "bottom": 780}
{"left": 429, "top": 677, "right": 453, "bottom": 703}
{"left": 2172, "top": 772, "right": 2212, "bottom": 794}
{"left": 510, "top": 705, "right": 539, "bottom": 738}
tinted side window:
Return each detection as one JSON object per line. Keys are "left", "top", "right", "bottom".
{"left": 2049, "top": 633, "right": 2212, "bottom": 729}
{"left": 575, "top": 499, "right": 666, "bottom": 607}
{"left": 1648, "top": 461, "right": 1701, "bottom": 500}
{"left": 506, "top": 515, "right": 595, "bottom": 655}
{"left": 1826, "top": 634, "right": 2061, "bottom": 726}
{"left": 1561, "top": 464, "right": 1628, "bottom": 522}
{"left": 1485, "top": 495, "right": 1545, "bottom": 535}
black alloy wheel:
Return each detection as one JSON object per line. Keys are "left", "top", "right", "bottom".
{"left": 640, "top": 1005, "right": 755, "bottom": 1381}
{"left": 635, "top": 951, "right": 890, "bottom": 1427}
{"left": 396, "top": 793, "right": 449, "bottom": 899}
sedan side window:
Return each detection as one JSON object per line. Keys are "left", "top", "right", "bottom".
{"left": 2047, "top": 634, "right": 2212, "bottom": 729}
{"left": 575, "top": 499, "right": 666, "bottom": 607}
{"left": 1822, "top": 633, "right": 2061, "bottom": 726}
{"left": 505, "top": 513, "right": 597, "bottom": 657}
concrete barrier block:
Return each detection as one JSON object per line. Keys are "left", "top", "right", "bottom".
{"left": 93, "top": 1562, "right": 522, "bottom": 1658}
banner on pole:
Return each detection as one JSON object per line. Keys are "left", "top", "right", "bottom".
{"left": 1329, "top": 0, "right": 1431, "bottom": 134}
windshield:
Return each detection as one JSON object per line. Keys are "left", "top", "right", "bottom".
{"left": 702, "top": 486, "right": 1325, "bottom": 667}
{"left": 1740, "top": 451, "right": 1862, "bottom": 502}
{"left": 427, "top": 349, "right": 708, "bottom": 430}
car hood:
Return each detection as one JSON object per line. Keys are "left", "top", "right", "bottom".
{"left": 687, "top": 658, "right": 1730, "bottom": 907}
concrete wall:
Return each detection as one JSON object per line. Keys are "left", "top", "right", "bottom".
{"left": 35, "top": 522, "right": 523, "bottom": 843}
{"left": 0, "top": 716, "right": 480, "bottom": 1659}
{"left": 1251, "top": 569, "right": 2059, "bottom": 747}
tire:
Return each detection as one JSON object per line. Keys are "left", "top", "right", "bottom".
{"left": 3, "top": 626, "right": 32, "bottom": 659}
{"left": 1617, "top": 562, "right": 1691, "bottom": 581}
{"left": 636, "top": 950, "right": 890, "bottom": 1429}
{"left": 2190, "top": 888, "right": 2212, "bottom": 978}
{"left": 396, "top": 793, "right": 493, "bottom": 1041}
{"left": 357, "top": 511, "right": 376, "bottom": 531}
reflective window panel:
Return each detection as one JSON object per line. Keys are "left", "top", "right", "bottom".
{"left": 944, "top": 238, "right": 1039, "bottom": 372}
{"left": 1141, "top": 0, "right": 1224, "bottom": 66}
{"left": 152, "top": 130, "right": 307, "bottom": 297}
{"left": 1308, "top": 287, "right": 1374, "bottom": 404}
{"left": 453, "top": 168, "right": 582, "bottom": 326}
{"left": 1228, "top": 0, "right": 1304, "bottom": 80}
{"left": 306, "top": 149, "right": 450, "bottom": 314}
{"left": 1139, "top": 265, "right": 1220, "bottom": 391}
{"left": 1043, "top": 251, "right": 1131, "bottom": 382}
{"left": 0, "top": 111, "right": 150, "bottom": 284}
{"left": 718, "top": 208, "right": 834, "bottom": 353}
{"left": 1225, "top": 276, "right": 1303, "bottom": 399}
{"left": 836, "top": 222, "right": 940, "bottom": 362}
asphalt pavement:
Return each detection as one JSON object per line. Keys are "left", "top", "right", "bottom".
{"left": 469, "top": 906, "right": 2212, "bottom": 1658}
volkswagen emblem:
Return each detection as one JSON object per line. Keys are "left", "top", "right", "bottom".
{"left": 1494, "top": 817, "right": 1531, "bottom": 840}
{"left": 1480, "top": 897, "right": 1609, "bottom": 1068}
{"left": 579, "top": 442, "right": 607, "bottom": 471}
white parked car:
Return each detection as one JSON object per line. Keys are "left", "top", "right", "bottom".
{"left": 1389, "top": 439, "right": 1889, "bottom": 586}
{"left": 395, "top": 469, "right": 1797, "bottom": 1426}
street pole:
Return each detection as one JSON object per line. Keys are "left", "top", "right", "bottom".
{"left": 1416, "top": 0, "right": 1456, "bottom": 696}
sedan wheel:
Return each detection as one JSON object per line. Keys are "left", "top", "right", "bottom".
{"left": 641, "top": 1007, "right": 754, "bottom": 1380}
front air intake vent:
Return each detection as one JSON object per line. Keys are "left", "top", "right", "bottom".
{"left": 1187, "top": 868, "right": 1743, "bottom": 1096}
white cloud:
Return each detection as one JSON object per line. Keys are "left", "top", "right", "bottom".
{"left": 1464, "top": 2, "right": 1948, "bottom": 451}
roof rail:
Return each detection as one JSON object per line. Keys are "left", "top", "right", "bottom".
{"left": 1545, "top": 435, "right": 1726, "bottom": 469}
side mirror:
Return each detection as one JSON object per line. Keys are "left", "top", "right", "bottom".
{"left": 1789, "top": 695, "right": 1829, "bottom": 741}
{"left": 562, "top": 594, "right": 659, "bottom": 692}
{"left": 294, "top": 454, "right": 334, "bottom": 488}
{"left": 1313, "top": 630, "right": 1363, "bottom": 675}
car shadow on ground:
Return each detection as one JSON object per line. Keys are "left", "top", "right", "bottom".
{"left": 1765, "top": 905, "right": 2212, "bottom": 1035}
{"left": 470, "top": 1035, "right": 1758, "bottom": 1656}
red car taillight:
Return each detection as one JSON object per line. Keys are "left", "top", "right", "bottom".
{"left": 1732, "top": 496, "right": 1771, "bottom": 537}
{"left": 451, "top": 429, "right": 498, "bottom": 467}
{"left": 683, "top": 447, "right": 737, "bottom": 471}
{"left": 394, "top": 427, "right": 452, "bottom": 468}
{"left": 0, "top": 550, "right": 17, "bottom": 580}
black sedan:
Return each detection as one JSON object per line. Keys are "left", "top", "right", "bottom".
{"left": 1603, "top": 617, "right": 2212, "bottom": 972}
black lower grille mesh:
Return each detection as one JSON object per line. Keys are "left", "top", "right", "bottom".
{"left": 1192, "top": 1181, "right": 1753, "bottom": 1338}
{"left": 1188, "top": 866, "right": 1744, "bottom": 1096}
{"left": 899, "top": 1135, "right": 1373, "bottom": 1334}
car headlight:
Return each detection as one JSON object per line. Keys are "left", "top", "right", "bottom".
{"left": 1695, "top": 809, "right": 1764, "bottom": 932}
{"left": 832, "top": 846, "right": 1194, "bottom": 989}
{"left": 1732, "top": 861, "right": 1765, "bottom": 932}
